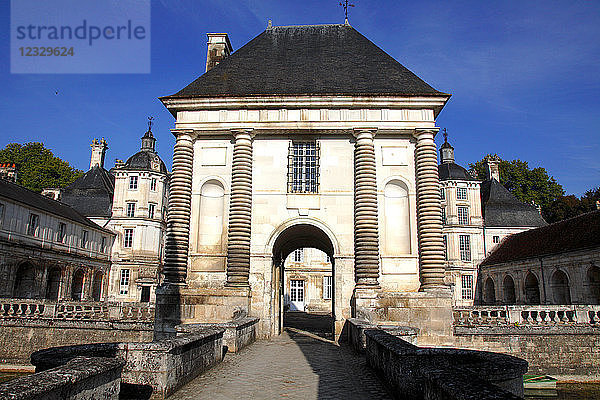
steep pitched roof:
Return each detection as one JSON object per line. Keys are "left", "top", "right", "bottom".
{"left": 163, "top": 24, "right": 448, "bottom": 99}
{"left": 0, "top": 178, "right": 110, "bottom": 233}
{"left": 61, "top": 166, "right": 115, "bottom": 218}
{"left": 480, "top": 179, "right": 546, "bottom": 228}
{"left": 438, "top": 163, "right": 477, "bottom": 181}
{"left": 481, "top": 210, "right": 600, "bottom": 266}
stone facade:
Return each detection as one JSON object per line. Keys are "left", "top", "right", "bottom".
{"left": 283, "top": 247, "right": 333, "bottom": 313}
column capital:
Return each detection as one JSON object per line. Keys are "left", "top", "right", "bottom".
{"left": 231, "top": 128, "right": 255, "bottom": 141}
{"left": 170, "top": 129, "right": 195, "bottom": 141}
{"left": 352, "top": 127, "right": 378, "bottom": 140}
{"left": 413, "top": 127, "right": 440, "bottom": 140}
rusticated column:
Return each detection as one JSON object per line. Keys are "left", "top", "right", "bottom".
{"left": 163, "top": 131, "right": 194, "bottom": 283}
{"left": 353, "top": 128, "right": 380, "bottom": 287}
{"left": 414, "top": 129, "right": 446, "bottom": 290}
{"left": 226, "top": 130, "right": 254, "bottom": 286}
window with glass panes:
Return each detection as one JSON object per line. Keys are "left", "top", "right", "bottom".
{"left": 493, "top": 236, "right": 500, "bottom": 244}
{"left": 82, "top": 230, "right": 88, "bottom": 248}
{"left": 459, "top": 235, "right": 471, "bottom": 261}
{"left": 119, "top": 269, "right": 130, "bottom": 295}
{"left": 27, "top": 213, "right": 39, "bottom": 236}
{"left": 148, "top": 204, "right": 155, "bottom": 219}
{"left": 129, "top": 176, "right": 138, "bottom": 190}
{"left": 443, "top": 235, "right": 448, "bottom": 260}
{"left": 458, "top": 206, "right": 469, "bottom": 225}
{"left": 293, "top": 248, "right": 304, "bottom": 262}
{"left": 150, "top": 177, "right": 157, "bottom": 191}
{"left": 288, "top": 141, "right": 319, "bottom": 193}
{"left": 58, "top": 222, "right": 66, "bottom": 243}
{"left": 440, "top": 188, "right": 445, "bottom": 200}
{"left": 124, "top": 228, "right": 134, "bottom": 248}
{"left": 441, "top": 208, "right": 446, "bottom": 224}
{"left": 461, "top": 275, "right": 473, "bottom": 299}
{"left": 323, "top": 276, "right": 332, "bottom": 300}
{"left": 126, "top": 202, "right": 136, "bottom": 217}
{"left": 457, "top": 187, "right": 468, "bottom": 200}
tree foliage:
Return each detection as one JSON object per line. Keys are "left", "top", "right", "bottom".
{"left": 0, "top": 142, "right": 83, "bottom": 192}
{"left": 468, "top": 154, "right": 564, "bottom": 221}
{"left": 545, "top": 187, "right": 600, "bottom": 223}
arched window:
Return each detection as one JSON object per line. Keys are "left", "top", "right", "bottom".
{"left": 484, "top": 277, "right": 496, "bottom": 305}
{"left": 91, "top": 271, "right": 103, "bottom": 301}
{"left": 45, "top": 267, "right": 62, "bottom": 300}
{"left": 525, "top": 272, "right": 541, "bottom": 304}
{"left": 197, "top": 180, "right": 225, "bottom": 251}
{"left": 384, "top": 180, "right": 411, "bottom": 254}
{"left": 587, "top": 266, "right": 600, "bottom": 304}
{"left": 71, "top": 269, "right": 85, "bottom": 301}
{"left": 13, "top": 262, "right": 37, "bottom": 299}
{"left": 551, "top": 270, "right": 571, "bottom": 304}
{"left": 503, "top": 275, "right": 516, "bottom": 304}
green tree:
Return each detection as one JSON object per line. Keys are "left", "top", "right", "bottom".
{"left": 469, "top": 154, "right": 564, "bottom": 221}
{"left": 0, "top": 142, "right": 83, "bottom": 192}
{"left": 544, "top": 187, "right": 600, "bottom": 223}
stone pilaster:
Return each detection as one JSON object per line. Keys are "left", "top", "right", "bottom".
{"left": 163, "top": 131, "right": 194, "bottom": 284}
{"left": 226, "top": 130, "right": 254, "bottom": 287}
{"left": 353, "top": 128, "right": 380, "bottom": 287}
{"left": 414, "top": 129, "right": 446, "bottom": 291}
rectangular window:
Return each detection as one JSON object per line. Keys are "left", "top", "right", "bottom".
{"left": 326, "top": 254, "right": 331, "bottom": 264}
{"left": 443, "top": 235, "right": 448, "bottom": 261}
{"left": 459, "top": 235, "right": 471, "bottom": 261}
{"left": 150, "top": 178, "right": 157, "bottom": 191}
{"left": 493, "top": 235, "right": 500, "bottom": 244}
{"left": 461, "top": 275, "right": 474, "bottom": 300}
{"left": 288, "top": 141, "right": 319, "bottom": 193}
{"left": 129, "top": 176, "right": 138, "bottom": 190}
{"left": 323, "top": 276, "right": 332, "bottom": 300}
{"left": 148, "top": 203, "right": 155, "bottom": 219}
{"left": 58, "top": 222, "right": 66, "bottom": 243}
{"left": 458, "top": 206, "right": 469, "bottom": 225}
{"left": 457, "top": 187, "right": 468, "bottom": 200}
{"left": 124, "top": 228, "right": 134, "bottom": 248}
{"left": 119, "top": 269, "right": 130, "bottom": 295}
{"left": 101, "top": 236, "right": 107, "bottom": 253}
{"left": 441, "top": 208, "right": 446, "bottom": 224}
{"left": 440, "top": 188, "right": 445, "bottom": 201}
{"left": 27, "top": 213, "right": 39, "bottom": 236}
{"left": 82, "top": 230, "right": 89, "bottom": 248}
{"left": 293, "top": 248, "right": 304, "bottom": 262}
{"left": 0, "top": 203, "right": 4, "bottom": 225}
{"left": 126, "top": 202, "right": 136, "bottom": 218}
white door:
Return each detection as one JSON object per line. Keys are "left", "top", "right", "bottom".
{"left": 290, "top": 280, "right": 305, "bottom": 311}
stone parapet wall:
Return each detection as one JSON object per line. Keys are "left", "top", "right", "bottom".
{"left": 454, "top": 305, "right": 600, "bottom": 326}
{"left": 363, "top": 328, "right": 526, "bottom": 399}
{"left": 0, "top": 356, "right": 124, "bottom": 400}
{"left": 176, "top": 316, "right": 259, "bottom": 353}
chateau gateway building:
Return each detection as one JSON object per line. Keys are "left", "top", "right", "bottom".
{"left": 157, "top": 23, "right": 454, "bottom": 341}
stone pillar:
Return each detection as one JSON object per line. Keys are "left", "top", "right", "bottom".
{"left": 163, "top": 131, "right": 194, "bottom": 284}
{"left": 226, "top": 130, "right": 254, "bottom": 287}
{"left": 414, "top": 129, "right": 446, "bottom": 291}
{"left": 353, "top": 128, "right": 380, "bottom": 287}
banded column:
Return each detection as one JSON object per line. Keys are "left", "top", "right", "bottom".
{"left": 353, "top": 128, "right": 380, "bottom": 287}
{"left": 226, "top": 130, "right": 254, "bottom": 286}
{"left": 414, "top": 129, "right": 446, "bottom": 290}
{"left": 163, "top": 131, "right": 194, "bottom": 284}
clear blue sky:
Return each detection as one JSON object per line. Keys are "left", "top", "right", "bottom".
{"left": 1, "top": 1, "right": 598, "bottom": 195}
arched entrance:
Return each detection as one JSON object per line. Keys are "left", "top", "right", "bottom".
{"left": 551, "top": 270, "right": 571, "bottom": 304}
{"left": 71, "top": 269, "right": 85, "bottom": 301}
{"left": 503, "top": 275, "right": 516, "bottom": 304}
{"left": 91, "top": 271, "right": 103, "bottom": 301}
{"left": 45, "top": 267, "right": 62, "bottom": 300}
{"left": 483, "top": 277, "right": 496, "bottom": 305}
{"left": 269, "top": 221, "right": 338, "bottom": 338}
{"left": 525, "top": 272, "right": 541, "bottom": 304}
{"left": 13, "top": 262, "right": 37, "bottom": 299}
{"left": 587, "top": 266, "right": 600, "bottom": 304}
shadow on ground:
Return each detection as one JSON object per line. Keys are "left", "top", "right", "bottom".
{"left": 284, "top": 311, "right": 334, "bottom": 340}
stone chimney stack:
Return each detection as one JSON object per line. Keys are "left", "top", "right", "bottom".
{"left": 0, "top": 163, "right": 18, "bottom": 183}
{"left": 206, "top": 33, "right": 232, "bottom": 72}
{"left": 484, "top": 155, "right": 501, "bottom": 181}
{"left": 90, "top": 138, "right": 108, "bottom": 170}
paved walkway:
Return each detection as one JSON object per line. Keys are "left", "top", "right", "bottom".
{"left": 171, "top": 329, "right": 393, "bottom": 400}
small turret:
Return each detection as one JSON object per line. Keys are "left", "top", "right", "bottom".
{"left": 439, "top": 128, "right": 455, "bottom": 164}
{"left": 141, "top": 117, "right": 156, "bottom": 151}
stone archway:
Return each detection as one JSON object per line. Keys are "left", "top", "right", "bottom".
{"left": 13, "top": 262, "right": 37, "bottom": 299}
{"left": 525, "top": 272, "right": 541, "bottom": 305}
{"left": 503, "top": 275, "right": 516, "bottom": 304}
{"left": 550, "top": 270, "right": 571, "bottom": 304}
{"left": 484, "top": 277, "right": 496, "bottom": 305}
{"left": 268, "top": 220, "right": 340, "bottom": 338}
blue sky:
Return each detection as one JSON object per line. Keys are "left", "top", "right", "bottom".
{"left": 1, "top": 0, "right": 598, "bottom": 195}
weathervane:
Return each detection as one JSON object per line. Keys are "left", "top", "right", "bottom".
{"left": 339, "top": 0, "right": 355, "bottom": 24}
{"left": 442, "top": 128, "right": 448, "bottom": 143}
{"left": 147, "top": 116, "right": 154, "bottom": 131}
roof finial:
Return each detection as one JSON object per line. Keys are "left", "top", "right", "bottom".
{"left": 442, "top": 128, "right": 448, "bottom": 143}
{"left": 339, "top": 0, "right": 355, "bottom": 24}
{"left": 267, "top": 19, "right": 272, "bottom": 29}
{"left": 147, "top": 116, "right": 154, "bottom": 132}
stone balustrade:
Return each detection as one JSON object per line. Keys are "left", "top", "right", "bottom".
{"left": 454, "top": 305, "right": 600, "bottom": 326}
{"left": 0, "top": 299, "right": 154, "bottom": 322}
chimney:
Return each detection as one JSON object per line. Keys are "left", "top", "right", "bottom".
{"left": 0, "top": 163, "right": 17, "bottom": 183}
{"left": 206, "top": 33, "right": 232, "bottom": 72}
{"left": 114, "top": 159, "right": 124, "bottom": 169}
{"left": 90, "top": 138, "right": 108, "bottom": 170}
{"left": 484, "top": 154, "right": 501, "bottom": 181}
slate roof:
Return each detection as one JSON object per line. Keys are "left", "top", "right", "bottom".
{"left": 124, "top": 150, "right": 167, "bottom": 173}
{"left": 480, "top": 179, "right": 547, "bottom": 228}
{"left": 162, "top": 24, "right": 448, "bottom": 99}
{"left": 481, "top": 210, "right": 600, "bottom": 266}
{"left": 438, "top": 163, "right": 477, "bottom": 181}
{"left": 61, "top": 166, "right": 115, "bottom": 218}
{"left": 0, "top": 178, "right": 110, "bottom": 233}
